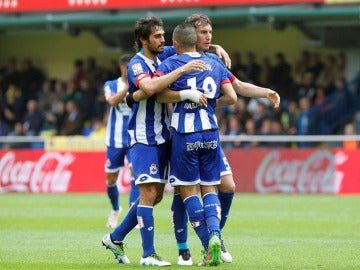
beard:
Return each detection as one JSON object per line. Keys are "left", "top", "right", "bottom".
{"left": 148, "top": 43, "right": 164, "bottom": 55}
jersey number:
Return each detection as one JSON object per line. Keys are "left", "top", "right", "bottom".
{"left": 187, "top": 76, "right": 217, "bottom": 99}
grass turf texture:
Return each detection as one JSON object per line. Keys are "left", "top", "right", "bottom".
{"left": 0, "top": 193, "right": 359, "bottom": 269}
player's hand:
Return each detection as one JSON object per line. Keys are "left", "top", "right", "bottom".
{"left": 214, "top": 45, "right": 232, "bottom": 69}
{"left": 179, "top": 89, "right": 207, "bottom": 105}
{"left": 266, "top": 89, "right": 280, "bottom": 108}
{"left": 198, "top": 93, "right": 208, "bottom": 107}
{"left": 181, "top": 60, "right": 205, "bottom": 74}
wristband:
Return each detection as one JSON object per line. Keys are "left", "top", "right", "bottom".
{"left": 126, "top": 93, "right": 135, "bottom": 108}
{"left": 179, "top": 89, "right": 201, "bottom": 103}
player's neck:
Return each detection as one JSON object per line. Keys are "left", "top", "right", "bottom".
{"left": 178, "top": 47, "right": 196, "bottom": 55}
{"left": 196, "top": 49, "right": 205, "bottom": 55}
{"left": 142, "top": 49, "right": 158, "bottom": 62}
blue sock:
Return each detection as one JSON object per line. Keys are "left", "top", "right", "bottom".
{"left": 107, "top": 183, "right": 119, "bottom": 211}
{"left": 138, "top": 205, "right": 155, "bottom": 258}
{"left": 111, "top": 198, "right": 139, "bottom": 241}
{"left": 184, "top": 195, "right": 209, "bottom": 250}
{"left": 218, "top": 191, "right": 234, "bottom": 230}
{"left": 171, "top": 194, "right": 189, "bottom": 251}
{"left": 129, "top": 179, "right": 140, "bottom": 207}
{"left": 203, "top": 193, "right": 221, "bottom": 235}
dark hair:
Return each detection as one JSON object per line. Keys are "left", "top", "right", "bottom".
{"left": 134, "top": 17, "right": 163, "bottom": 52}
{"left": 173, "top": 23, "right": 197, "bottom": 48}
{"left": 185, "top": 14, "right": 212, "bottom": 28}
{"left": 119, "top": 54, "right": 132, "bottom": 66}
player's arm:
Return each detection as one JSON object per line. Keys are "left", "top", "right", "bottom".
{"left": 106, "top": 87, "right": 128, "bottom": 107}
{"left": 156, "top": 88, "right": 208, "bottom": 106}
{"left": 217, "top": 82, "right": 237, "bottom": 108}
{"left": 232, "top": 78, "right": 280, "bottom": 108}
{"left": 138, "top": 60, "right": 205, "bottom": 96}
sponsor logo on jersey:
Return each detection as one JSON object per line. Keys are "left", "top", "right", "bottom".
{"left": 105, "top": 158, "right": 111, "bottom": 167}
{"left": 132, "top": 63, "right": 143, "bottom": 75}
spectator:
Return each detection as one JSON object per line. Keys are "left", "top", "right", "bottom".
{"left": 71, "top": 58, "right": 84, "bottom": 90}
{"left": 233, "top": 97, "right": 252, "bottom": 128}
{"left": 22, "top": 99, "right": 44, "bottom": 135}
{"left": 268, "top": 118, "right": 290, "bottom": 148}
{"left": 281, "top": 100, "right": 300, "bottom": 135}
{"left": 293, "top": 50, "right": 310, "bottom": 85}
{"left": 5, "top": 121, "right": 29, "bottom": 149}
{"left": 243, "top": 118, "right": 260, "bottom": 148}
{"left": 297, "top": 97, "right": 316, "bottom": 147}
{"left": 230, "top": 52, "right": 247, "bottom": 82}
{"left": 59, "top": 100, "right": 84, "bottom": 135}
{"left": 343, "top": 122, "right": 358, "bottom": 150}
{"left": 88, "top": 118, "right": 106, "bottom": 138}
{"left": 245, "top": 51, "right": 261, "bottom": 84}
{"left": 0, "top": 57, "right": 21, "bottom": 91}
{"left": 84, "top": 56, "right": 105, "bottom": 90}
{"left": 316, "top": 54, "right": 338, "bottom": 93}
{"left": 45, "top": 100, "right": 66, "bottom": 135}
{"left": 305, "top": 52, "right": 323, "bottom": 81}
{"left": 258, "top": 117, "right": 272, "bottom": 147}
{"left": 61, "top": 80, "right": 81, "bottom": 105}
{"left": 1, "top": 84, "right": 25, "bottom": 133}
{"left": 37, "top": 80, "right": 55, "bottom": 113}
{"left": 270, "top": 52, "right": 292, "bottom": 101}
{"left": 252, "top": 100, "right": 273, "bottom": 131}
{"left": 19, "top": 58, "right": 45, "bottom": 101}
{"left": 78, "top": 78, "right": 97, "bottom": 123}
{"left": 104, "top": 58, "right": 121, "bottom": 81}
{"left": 313, "top": 87, "right": 327, "bottom": 106}
{"left": 259, "top": 56, "right": 273, "bottom": 88}
{"left": 223, "top": 114, "right": 243, "bottom": 149}
{"left": 296, "top": 72, "right": 316, "bottom": 103}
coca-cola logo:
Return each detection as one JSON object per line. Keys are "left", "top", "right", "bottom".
{"left": 0, "top": 152, "right": 74, "bottom": 193}
{"left": 255, "top": 150, "right": 343, "bottom": 194}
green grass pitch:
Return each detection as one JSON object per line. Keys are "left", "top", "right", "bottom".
{"left": 0, "top": 193, "right": 359, "bottom": 269}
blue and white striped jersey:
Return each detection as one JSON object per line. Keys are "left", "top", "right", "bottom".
{"left": 104, "top": 78, "right": 131, "bottom": 148}
{"left": 156, "top": 52, "right": 230, "bottom": 134}
{"left": 127, "top": 51, "right": 171, "bottom": 146}
{"left": 205, "top": 52, "right": 235, "bottom": 82}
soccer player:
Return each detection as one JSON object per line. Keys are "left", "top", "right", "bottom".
{"left": 156, "top": 22, "right": 237, "bottom": 266}
{"left": 101, "top": 16, "right": 206, "bottom": 267}
{"left": 103, "top": 54, "right": 140, "bottom": 228}
{"left": 169, "top": 13, "right": 281, "bottom": 264}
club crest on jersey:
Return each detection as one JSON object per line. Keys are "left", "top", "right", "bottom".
{"left": 105, "top": 159, "right": 111, "bottom": 167}
{"left": 149, "top": 163, "right": 158, "bottom": 175}
{"left": 132, "top": 63, "right": 143, "bottom": 75}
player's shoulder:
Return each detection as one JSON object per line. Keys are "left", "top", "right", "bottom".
{"left": 128, "top": 53, "right": 143, "bottom": 66}
{"left": 128, "top": 54, "right": 148, "bottom": 76}
{"left": 204, "top": 52, "right": 222, "bottom": 63}
{"left": 204, "top": 52, "right": 227, "bottom": 68}
{"left": 158, "top": 46, "right": 176, "bottom": 61}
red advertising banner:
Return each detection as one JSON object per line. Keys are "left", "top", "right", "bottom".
{"left": 1, "top": 148, "right": 359, "bottom": 194}
{"left": 0, "top": 150, "right": 132, "bottom": 193}
{"left": 225, "top": 148, "right": 360, "bottom": 194}
{"left": 0, "top": 0, "right": 324, "bottom": 13}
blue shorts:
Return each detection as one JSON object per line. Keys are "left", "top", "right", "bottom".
{"left": 220, "top": 147, "right": 232, "bottom": 176}
{"left": 105, "top": 147, "right": 128, "bottom": 173}
{"left": 129, "top": 142, "right": 170, "bottom": 185}
{"left": 169, "top": 130, "right": 221, "bottom": 186}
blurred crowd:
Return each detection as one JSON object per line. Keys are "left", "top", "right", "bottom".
{"left": 0, "top": 50, "right": 359, "bottom": 149}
